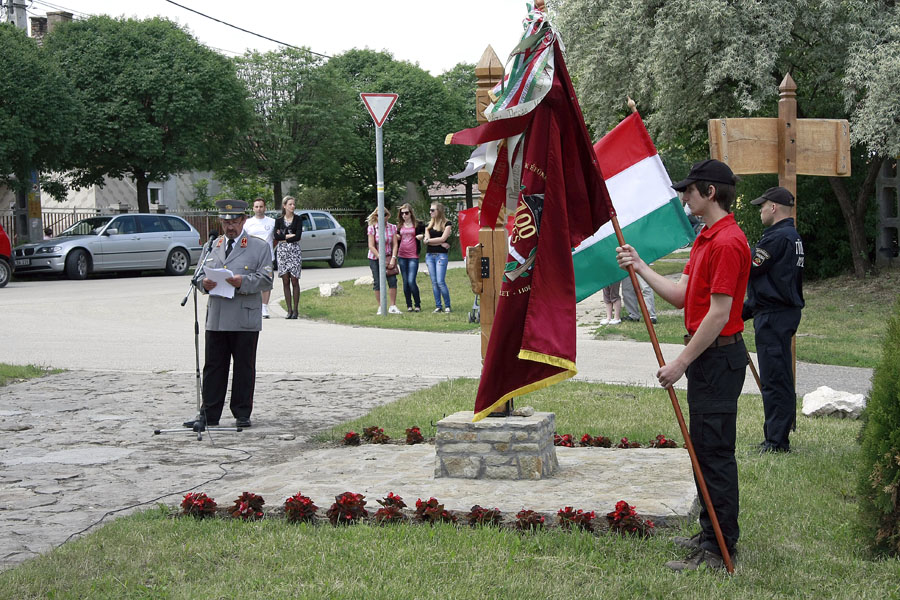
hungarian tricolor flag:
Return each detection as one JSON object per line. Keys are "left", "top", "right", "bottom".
{"left": 446, "top": 6, "right": 613, "bottom": 421}
{"left": 573, "top": 113, "right": 695, "bottom": 301}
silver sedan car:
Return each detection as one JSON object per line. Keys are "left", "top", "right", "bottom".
{"left": 13, "top": 214, "right": 202, "bottom": 280}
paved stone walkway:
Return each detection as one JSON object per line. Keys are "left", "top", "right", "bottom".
{"left": 0, "top": 371, "right": 436, "bottom": 570}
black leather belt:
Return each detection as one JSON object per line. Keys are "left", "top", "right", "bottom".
{"left": 683, "top": 333, "right": 742, "bottom": 348}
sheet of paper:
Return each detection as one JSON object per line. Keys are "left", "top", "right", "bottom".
{"left": 204, "top": 267, "right": 235, "bottom": 299}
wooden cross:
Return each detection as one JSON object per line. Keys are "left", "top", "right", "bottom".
{"left": 708, "top": 73, "right": 851, "bottom": 220}
{"left": 707, "top": 72, "right": 851, "bottom": 389}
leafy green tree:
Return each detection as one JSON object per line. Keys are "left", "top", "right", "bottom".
{"left": 0, "top": 24, "right": 78, "bottom": 200}
{"left": 441, "top": 62, "right": 478, "bottom": 208}
{"left": 554, "top": 0, "right": 895, "bottom": 278}
{"left": 319, "top": 49, "right": 461, "bottom": 210}
{"left": 858, "top": 297, "right": 900, "bottom": 556}
{"left": 230, "top": 48, "right": 355, "bottom": 209}
{"left": 44, "top": 16, "right": 251, "bottom": 213}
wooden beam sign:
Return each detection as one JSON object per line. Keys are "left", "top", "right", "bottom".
{"left": 708, "top": 117, "right": 850, "bottom": 177}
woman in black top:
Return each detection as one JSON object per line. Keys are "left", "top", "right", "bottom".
{"left": 274, "top": 196, "right": 303, "bottom": 319}
{"left": 423, "top": 201, "right": 452, "bottom": 312}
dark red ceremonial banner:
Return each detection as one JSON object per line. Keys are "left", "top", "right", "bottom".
{"left": 469, "top": 43, "right": 614, "bottom": 420}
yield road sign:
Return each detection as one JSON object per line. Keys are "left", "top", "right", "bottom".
{"left": 360, "top": 93, "right": 398, "bottom": 127}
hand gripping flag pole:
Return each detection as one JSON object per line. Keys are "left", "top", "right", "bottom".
{"left": 609, "top": 98, "right": 735, "bottom": 574}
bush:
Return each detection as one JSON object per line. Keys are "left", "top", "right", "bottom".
{"left": 858, "top": 297, "right": 900, "bottom": 555}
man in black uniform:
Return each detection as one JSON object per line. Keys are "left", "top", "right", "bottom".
{"left": 743, "top": 187, "right": 804, "bottom": 453}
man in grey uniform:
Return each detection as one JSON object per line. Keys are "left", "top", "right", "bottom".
{"left": 184, "top": 199, "right": 273, "bottom": 431}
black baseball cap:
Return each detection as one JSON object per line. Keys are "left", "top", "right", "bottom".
{"left": 671, "top": 159, "right": 737, "bottom": 192}
{"left": 751, "top": 186, "right": 794, "bottom": 207}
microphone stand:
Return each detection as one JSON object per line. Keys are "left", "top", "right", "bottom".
{"left": 154, "top": 234, "right": 242, "bottom": 441}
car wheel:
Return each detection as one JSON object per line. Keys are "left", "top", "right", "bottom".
{"left": 65, "top": 249, "right": 89, "bottom": 280}
{"left": 0, "top": 259, "right": 10, "bottom": 288}
{"left": 329, "top": 244, "right": 345, "bottom": 268}
{"left": 166, "top": 248, "right": 190, "bottom": 275}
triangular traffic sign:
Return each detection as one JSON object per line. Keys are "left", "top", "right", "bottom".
{"left": 360, "top": 93, "right": 398, "bottom": 127}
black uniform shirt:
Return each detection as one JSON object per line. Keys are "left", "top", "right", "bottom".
{"left": 743, "top": 217, "right": 804, "bottom": 317}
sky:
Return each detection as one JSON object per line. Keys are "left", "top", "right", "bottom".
{"left": 24, "top": 0, "right": 532, "bottom": 75}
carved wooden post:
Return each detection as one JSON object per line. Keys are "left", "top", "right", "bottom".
{"left": 778, "top": 73, "right": 798, "bottom": 221}
{"left": 778, "top": 74, "right": 799, "bottom": 387}
{"left": 474, "top": 46, "right": 507, "bottom": 360}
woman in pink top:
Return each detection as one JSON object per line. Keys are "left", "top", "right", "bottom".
{"left": 394, "top": 202, "right": 425, "bottom": 312}
{"left": 366, "top": 208, "right": 400, "bottom": 315}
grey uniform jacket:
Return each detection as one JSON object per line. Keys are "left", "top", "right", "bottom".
{"left": 197, "top": 232, "right": 274, "bottom": 332}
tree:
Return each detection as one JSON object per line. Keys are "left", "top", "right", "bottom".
{"left": 230, "top": 48, "right": 355, "bottom": 209}
{"left": 857, "top": 297, "right": 900, "bottom": 556}
{"left": 0, "top": 24, "right": 78, "bottom": 200}
{"left": 44, "top": 16, "right": 251, "bottom": 213}
{"left": 318, "top": 49, "right": 462, "bottom": 210}
{"left": 441, "top": 62, "right": 479, "bottom": 208}
{"left": 554, "top": 0, "right": 897, "bottom": 277}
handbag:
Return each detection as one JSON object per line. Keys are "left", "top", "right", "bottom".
{"left": 385, "top": 256, "right": 400, "bottom": 276}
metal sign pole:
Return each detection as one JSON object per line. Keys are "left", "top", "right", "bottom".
{"left": 360, "top": 92, "right": 397, "bottom": 316}
{"left": 375, "top": 124, "right": 388, "bottom": 316}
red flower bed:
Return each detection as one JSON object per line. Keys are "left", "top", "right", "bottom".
{"left": 230, "top": 492, "right": 265, "bottom": 520}
{"left": 405, "top": 426, "right": 425, "bottom": 445}
{"left": 415, "top": 497, "right": 457, "bottom": 524}
{"left": 606, "top": 500, "right": 655, "bottom": 537}
{"left": 284, "top": 491, "right": 318, "bottom": 523}
{"left": 181, "top": 492, "right": 217, "bottom": 518}
{"left": 326, "top": 491, "right": 368, "bottom": 525}
{"left": 557, "top": 506, "right": 596, "bottom": 532}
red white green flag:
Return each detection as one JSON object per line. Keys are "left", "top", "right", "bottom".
{"left": 572, "top": 113, "right": 694, "bottom": 301}
{"left": 446, "top": 5, "right": 613, "bottom": 421}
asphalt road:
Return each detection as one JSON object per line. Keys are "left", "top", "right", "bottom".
{"left": 0, "top": 264, "right": 872, "bottom": 396}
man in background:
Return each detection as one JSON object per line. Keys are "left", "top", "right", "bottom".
{"left": 244, "top": 198, "right": 276, "bottom": 318}
{"left": 743, "top": 186, "right": 804, "bottom": 453}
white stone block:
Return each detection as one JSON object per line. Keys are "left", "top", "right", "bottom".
{"left": 354, "top": 275, "right": 374, "bottom": 286}
{"left": 318, "top": 283, "right": 344, "bottom": 297}
{"left": 802, "top": 385, "right": 866, "bottom": 419}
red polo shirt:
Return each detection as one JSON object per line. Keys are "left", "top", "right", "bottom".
{"left": 682, "top": 213, "right": 750, "bottom": 336}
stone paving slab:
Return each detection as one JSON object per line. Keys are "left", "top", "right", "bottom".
{"left": 205, "top": 444, "right": 698, "bottom": 526}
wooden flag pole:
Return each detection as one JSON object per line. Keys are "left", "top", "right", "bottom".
{"left": 747, "top": 349, "right": 763, "bottom": 394}
{"left": 611, "top": 98, "right": 735, "bottom": 573}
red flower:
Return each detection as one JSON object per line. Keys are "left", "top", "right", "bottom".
{"left": 229, "top": 492, "right": 265, "bottom": 520}
{"left": 405, "top": 426, "right": 425, "bottom": 445}
{"left": 284, "top": 491, "right": 318, "bottom": 523}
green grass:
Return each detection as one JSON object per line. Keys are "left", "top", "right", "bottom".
{"left": 595, "top": 258, "right": 896, "bottom": 368}
{"left": 0, "top": 363, "right": 61, "bottom": 386}
{"left": 3, "top": 379, "right": 898, "bottom": 599}
{"left": 292, "top": 266, "right": 479, "bottom": 333}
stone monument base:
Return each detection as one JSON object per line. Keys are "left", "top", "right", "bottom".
{"left": 434, "top": 411, "right": 558, "bottom": 480}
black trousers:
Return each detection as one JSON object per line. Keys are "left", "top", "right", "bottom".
{"left": 201, "top": 330, "right": 259, "bottom": 423}
{"left": 754, "top": 309, "right": 801, "bottom": 450}
{"left": 686, "top": 341, "right": 747, "bottom": 555}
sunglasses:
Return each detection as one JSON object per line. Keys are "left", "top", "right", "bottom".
{"left": 400, "top": 210, "right": 410, "bottom": 215}
{"left": 429, "top": 208, "right": 437, "bottom": 212}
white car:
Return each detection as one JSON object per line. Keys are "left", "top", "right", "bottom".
{"left": 267, "top": 209, "right": 347, "bottom": 268}
{"left": 13, "top": 214, "right": 202, "bottom": 280}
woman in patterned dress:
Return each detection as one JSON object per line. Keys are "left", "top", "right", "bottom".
{"left": 274, "top": 196, "right": 303, "bottom": 319}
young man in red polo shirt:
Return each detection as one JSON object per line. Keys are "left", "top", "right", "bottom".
{"left": 616, "top": 159, "right": 750, "bottom": 571}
